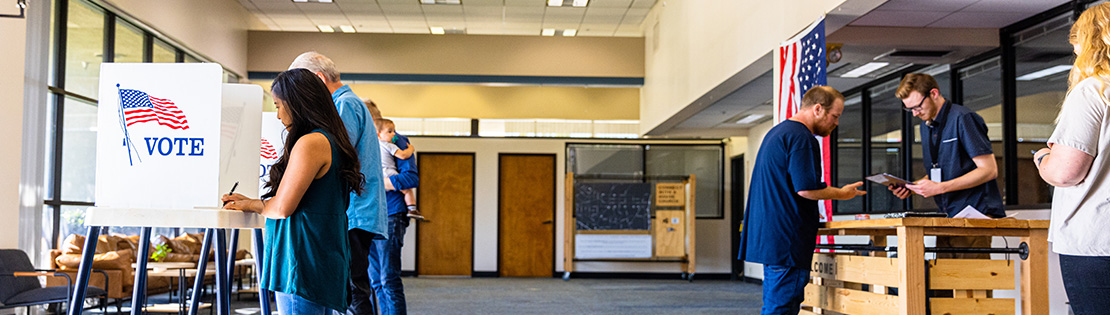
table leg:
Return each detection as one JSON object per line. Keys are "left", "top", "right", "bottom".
{"left": 215, "top": 229, "right": 230, "bottom": 315}
{"left": 897, "top": 226, "right": 925, "bottom": 315}
{"left": 1021, "top": 229, "right": 1048, "bottom": 315}
{"left": 189, "top": 229, "right": 214, "bottom": 315}
{"left": 252, "top": 229, "right": 271, "bottom": 315}
{"left": 131, "top": 227, "right": 153, "bottom": 315}
{"left": 226, "top": 229, "right": 239, "bottom": 295}
{"left": 67, "top": 226, "right": 103, "bottom": 315}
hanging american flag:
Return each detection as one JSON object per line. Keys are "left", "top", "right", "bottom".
{"left": 775, "top": 18, "right": 834, "bottom": 248}
{"left": 119, "top": 88, "right": 190, "bottom": 130}
{"left": 261, "top": 138, "right": 279, "bottom": 160}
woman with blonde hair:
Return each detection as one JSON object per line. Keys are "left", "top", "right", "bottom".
{"left": 1033, "top": 3, "right": 1110, "bottom": 314}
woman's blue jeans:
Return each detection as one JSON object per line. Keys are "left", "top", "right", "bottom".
{"left": 1059, "top": 254, "right": 1110, "bottom": 315}
{"left": 274, "top": 291, "right": 338, "bottom": 315}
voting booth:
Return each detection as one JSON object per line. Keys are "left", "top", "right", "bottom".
{"left": 68, "top": 63, "right": 271, "bottom": 315}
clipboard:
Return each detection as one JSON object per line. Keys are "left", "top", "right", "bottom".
{"left": 866, "top": 173, "right": 909, "bottom": 187}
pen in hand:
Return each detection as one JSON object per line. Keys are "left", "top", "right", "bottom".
{"left": 223, "top": 181, "right": 239, "bottom": 206}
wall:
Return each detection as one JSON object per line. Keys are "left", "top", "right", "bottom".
{"left": 248, "top": 32, "right": 644, "bottom": 78}
{"left": 640, "top": 0, "right": 846, "bottom": 135}
{"left": 396, "top": 136, "right": 732, "bottom": 274}
{"left": 1, "top": 14, "right": 27, "bottom": 249}
{"left": 103, "top": 0, "right": 254, "bottom": 75}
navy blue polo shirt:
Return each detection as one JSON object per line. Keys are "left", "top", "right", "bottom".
{"left": 739, "top": 120, "right": 827, "bottom": 269}
{"left": 920, "top": 101, "right": 1005, "bottom": 218}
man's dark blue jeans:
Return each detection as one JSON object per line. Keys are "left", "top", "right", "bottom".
{"left": 1059, "top": 254, "right": 1110, "bottom": 315}
{"left": 369, "top": 212, "right": 410, "bottom": 315}
{"left": 761, "top": 264, "right": 809, "bottom": 315}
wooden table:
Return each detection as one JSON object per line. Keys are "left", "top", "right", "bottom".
{"left": 67, "top": 207, "right": 270, "bottom": 315}
{"left": 803, "top": 217, "right": 1049, "bottom": 315}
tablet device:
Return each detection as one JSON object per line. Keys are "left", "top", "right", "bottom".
{"left": 865, "top": 173, "right": 908, "bottom": 187}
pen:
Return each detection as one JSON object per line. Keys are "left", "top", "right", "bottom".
{"left": 224, "top": 181, "right": 239, "bottom": 206}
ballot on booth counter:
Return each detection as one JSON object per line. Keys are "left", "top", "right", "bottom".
{"left": 953, "top": 205, "right": 991, "bottom": 219}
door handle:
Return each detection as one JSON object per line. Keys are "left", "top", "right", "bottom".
{"left": 541, "top": 220, "right": 553, "bottom": 224}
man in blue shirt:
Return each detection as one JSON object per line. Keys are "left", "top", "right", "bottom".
{"left": 890, "top": 73, "right": 1004, "bottom": 259}
{"left": 739, "top": 86, "right": 866, "bottom": 315}
{"left": 289, "top": 52, "right": 390, "bottom": 314}
{"left": 364, "top": 100, "right": 418, "bottom": 315}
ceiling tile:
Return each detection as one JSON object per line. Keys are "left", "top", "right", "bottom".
{"left": 294, "top": 2, "right": 344, "bottom": 14}
{"left": 464, "top": 0, "right": 505, "bottom": 5}
{"left": 849, "top": 10, "right": 950, "bottom": 28}
{"left": 961, "top": 0, "right": 1070, "bottom": 13}
{"left": 337, "top": 2, "right": 383, "bottom": 13}
{"left": 392, "top": 26, "right": 432, "bottom": 34}
{"left": 504, "top": 0, "right": 543, "bottom": 6}
{"left": 588, "top": 0, "right": 633, "bottom": 8}
{"left": 929, "top": 11, "right": 1032, "bottom": 28}
{"left": 464, "top": 6, "right": 503, "bottom": 18}
{"left": 354, "top": 24, "right": 394, "bottom": 32}
{"left": 375, "top": 0, "right": 414, "bottom": 4}
{"left": 629, "top": 0, "right": 654, "bottom": 9}
{"left": 870, "top": 0, "right": 978, "bottom": 11}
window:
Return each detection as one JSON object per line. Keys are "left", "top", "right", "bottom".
{"left": 868, "top": 79, "right": 907, "bottom": 212}
{"left": 835, "top": 93, "right": 864, "bottom": 212}
{"left": 114, "top": 20, "right": 143, "bottom": 63}
{"left": 958, "top": 57, "right": 1006, "bottom": 202}
{"left": 1013, "top": 14, "right": 1072, "bottom": 205}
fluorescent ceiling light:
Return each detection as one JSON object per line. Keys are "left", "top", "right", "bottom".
{"left": 735, "top": 114, "right": 767, "bottom": 124}
{"left": 318, "top": 0, "right": 332, "bottom": 2}
{"left": 572, "top": 0, "right": 588, "bottom": 6}
{"left": 563, "top": 29, "right": 577, "bottom": 36}
{"left": 420, "top": 0, "right": 435, "bottom": 3}
{"left": 339, "top": 25, "right": 355, "bottom": 33}
{"left": 1016, "top": 65, "right": 1073, "bottom": 81}
{"left": 547, "top": 0, "right": 563, "bottom": 6}
{"left": 430, "top": 26, "right": 445, "bottom": 35}
{"left": 541, "top": 28, "right": 555, "bottom": 36}
{"left": 317, "top": 25, "right": 334, "bottom": 32}
{"left": 292, "top": 0, "right": 307, "bottom": 2}
{"left": 840, "top": 62, "right": 889, "bottom": 78}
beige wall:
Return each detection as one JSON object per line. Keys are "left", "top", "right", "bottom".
{"left": 396, "top": 137, "right": 731, "bottom": 274}
{"left": 1, "top": 16, "right": 27, "bottom": 249}
{"left": 104, "top": 0, "right": 254, "bottom": 75}
{"left": 640, "top": 0, "right": 846, "bottom": 135}
{"left": 247, "top": 32, "right": 644, "bottom": 78}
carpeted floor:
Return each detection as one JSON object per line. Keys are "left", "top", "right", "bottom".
{"left": 75, "top": 277, "right": 763, "bottom": 314}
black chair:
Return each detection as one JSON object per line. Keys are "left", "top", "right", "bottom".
{"left": 0, "top": 249, "right": 108, "bottom": 314}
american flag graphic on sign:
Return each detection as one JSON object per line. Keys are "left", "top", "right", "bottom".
{"left": 775, "top": 18, "right": 834, "bottom": 248}
{"left": 119, "top": 88, "right": 190, "bottom": 130}
{"left": 261, "top": 139, "right": 279, "bottom": 160}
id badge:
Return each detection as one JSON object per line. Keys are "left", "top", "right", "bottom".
{"left": 930, "top": 168, "right": 942, "bottom": 182}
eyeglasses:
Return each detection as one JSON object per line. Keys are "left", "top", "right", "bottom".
{"left": 903, "top": 92, "right": 929, "bottom": 112}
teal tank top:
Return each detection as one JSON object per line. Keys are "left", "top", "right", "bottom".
{"left": 262, "top": 129, "right": 351, "bottom": 311}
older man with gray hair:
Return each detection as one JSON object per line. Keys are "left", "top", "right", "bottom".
{"left": 289, "top": 52, "right": 393, "bottom": 314}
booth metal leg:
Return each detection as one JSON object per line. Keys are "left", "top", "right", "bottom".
{"left": 188, "top": 229, "right": 214, "bottom": 315}
{"left": 226, "top": 229, "right": 239, "bottom": 294}
{"left": 252, "top": 229, "right": 271, "bottom": 315}
{"left": 130, "top": 227, "right": 153, "bottom": 315}
{"left": 215, "top": 229, "right": 231, "bottom": 315}
{"left": 67, "top": 226, "right": 103, "bottom": 315}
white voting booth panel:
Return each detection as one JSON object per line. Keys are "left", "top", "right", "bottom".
{"left": 95, "top": 63, "right": 263, "bottom": 211}
{"left": 259, "top": 112, "right": 284, "bottom": 196}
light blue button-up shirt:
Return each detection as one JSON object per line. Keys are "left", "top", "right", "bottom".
{"left": 332, "top": 85, "right": 388, "bottom": 239}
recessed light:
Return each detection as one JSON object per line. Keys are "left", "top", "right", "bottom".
{"left": 572, "top": 0, "right": 588, "bottom": 6}
{"left": 840, "top": 62, "right": 889, "bottom": 78}
{"left": 430, "top": 26, "right": 445, "bottom": 34}
{"left": 1016, "top": 65, "right": 1072, "bottom": 81}
{"left": 541, "top": 28, "right": 555, "bottom": 36}
{"left": 339, "top": 25, "right": 355, "bottom": 33}
{"left": 563, "top": 29, "right": 577, "bottom": 36}
{"left": 422, "top": 0, "right": 461, "bottom": 4}
{"left": 317, "top": 25, "right": 334, "bottom": 32}
{"left": 735, "top": 114, "right": 767, "bottom": 125}
{"left": 547, "top": 0, "right": 563, "bottom": 6}
{"left": 318, "top": 0, "right": 332, "bottom": 3}
{"left": 292, "top": 0, "right": 308, "bottom": 2}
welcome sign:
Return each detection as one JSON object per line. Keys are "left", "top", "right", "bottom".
{"left": 96, "top": 63, "right": 256, "bottom": 209}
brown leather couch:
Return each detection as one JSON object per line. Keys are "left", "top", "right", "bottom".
{"left": 47, "top": 233, "right": 249, "bottom": 300}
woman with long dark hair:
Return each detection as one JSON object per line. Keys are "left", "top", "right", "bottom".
{"left": 1033, "top": 3, "right": 1110, "bottom": 314}
{"left": 222, "top": 68, "right": 364, "bottom": 314}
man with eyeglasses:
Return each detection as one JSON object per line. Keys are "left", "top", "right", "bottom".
{"left": 891, "top": 73, "right": 1004, "bottom": 260}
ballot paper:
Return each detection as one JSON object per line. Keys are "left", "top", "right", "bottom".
{"left": 953, "top": 205, "right": 991, "bottom": 219}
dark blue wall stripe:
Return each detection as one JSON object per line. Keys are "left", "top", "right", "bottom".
{"left": 249, "top": 72, "right": 643, "bottom": 86}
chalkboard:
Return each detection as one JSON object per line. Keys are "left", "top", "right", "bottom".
{"left": 574, "top": 182, "right": 652, "bottom": 230}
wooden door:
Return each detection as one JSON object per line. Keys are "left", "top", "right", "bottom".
{"left": 417, "top": 153, "right": 474, "bottom": 276}
{"left": 498, "top": 154, "right": 555, "bottom": 277}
